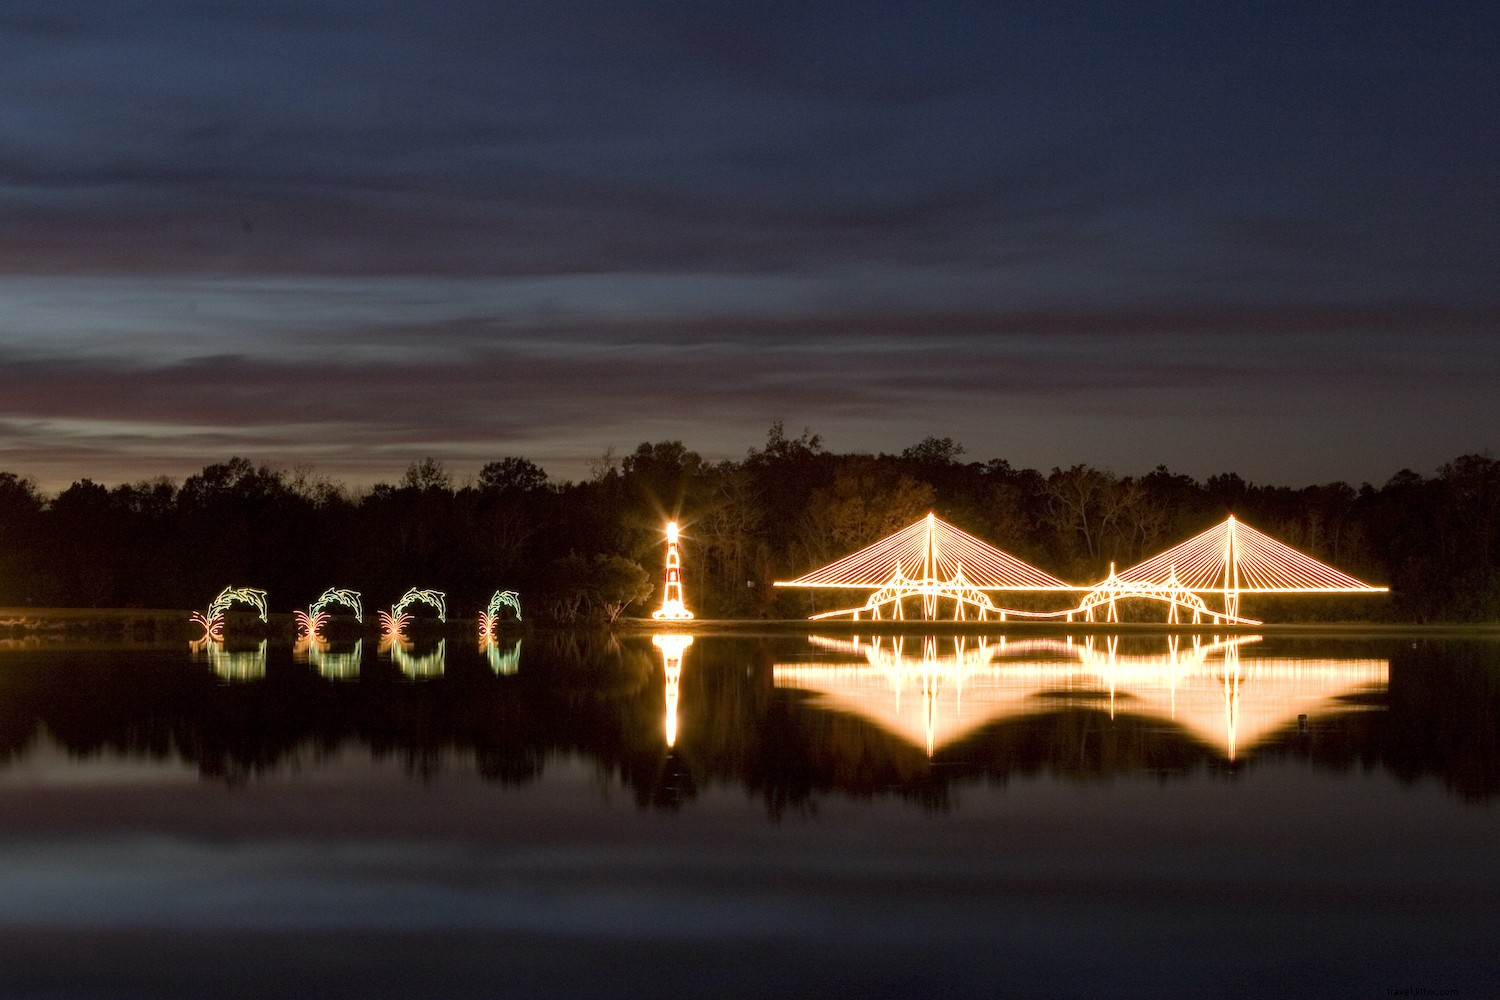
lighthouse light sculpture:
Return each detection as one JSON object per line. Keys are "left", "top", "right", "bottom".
{"left": 652, "top": 520, "right": 695, "bottom": 620}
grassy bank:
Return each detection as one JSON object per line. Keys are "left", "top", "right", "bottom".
{"left": 2, "top": 607, "right": 1498, "bottom": 643}
{"left": 616, "top": 616, "right": 1500, "bottom": 639}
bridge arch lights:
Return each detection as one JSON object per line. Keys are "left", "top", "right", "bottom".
{"left": 1066, "top": 565, "right": 1247, "bottom": 625}
{"left": 190, "top": 586, "right": 268, "bottom": 640}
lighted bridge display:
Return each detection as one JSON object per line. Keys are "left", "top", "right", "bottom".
{"left": 1078, "top": 515, "right": 1386, "bottom": 624}
{"left": 776, "top": 512, "right": 1386, "bottom": 624}
{"left": 776, "top": 513, "right": 1073, "bottom": 621}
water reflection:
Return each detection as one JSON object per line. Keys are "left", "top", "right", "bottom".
{"left": 386, "top": 637, "right": 447, "bottom": 679}
{"left": 652, "top": 633, "right": 693, "bottom": 747}
{"left": 189, "top": 637, "right": 268, "bottom": 681}
{"left": 482, "top": 636, "right": 522, "bottom": 675}
{"left": 293, "top": 636, "right": 364, "bottom": 680}
{"left": 3, "top": 632, "right": 1495, "bottom": 807}
{"left": 0, "top": 632, "right": 1490, "bottom": 1000}
{"left": 776, "top": 633, "right": 1388, "bottom": 761}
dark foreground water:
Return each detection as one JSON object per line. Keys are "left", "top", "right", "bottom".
{"left": 0, "top": 630, "right": 1494, "bottom": 998}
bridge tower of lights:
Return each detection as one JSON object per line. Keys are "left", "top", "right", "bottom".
{"left": 652, "top": 520, "right": 694, "bottom": 620}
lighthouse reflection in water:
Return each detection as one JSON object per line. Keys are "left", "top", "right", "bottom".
{"left": 775, "top": 633, "right": 1388, "bottom": 761}
{"left": 652, "top": 633, "right": 693, "bottom": 747}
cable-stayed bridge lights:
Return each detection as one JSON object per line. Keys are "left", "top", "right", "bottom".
{"left": 778, "top": 512, "right": 1386, "bottom": 623}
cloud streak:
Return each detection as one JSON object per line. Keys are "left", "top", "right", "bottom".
{"left": 0, "top": 3, "right": 1494, "bottom": 490}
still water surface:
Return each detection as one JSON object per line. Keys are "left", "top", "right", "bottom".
{"left": 0, "top": 631, "right": 1494, "bottom": 997}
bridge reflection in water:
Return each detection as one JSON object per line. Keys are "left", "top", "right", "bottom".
{"left": 775, "top": 634, "right": 1388, "bottom": 761}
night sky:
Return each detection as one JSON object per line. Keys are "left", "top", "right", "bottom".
{"left": 2, "top": 2, "right": 1495, "bottom": 492}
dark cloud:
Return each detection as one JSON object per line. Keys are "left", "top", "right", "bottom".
{"left": 0, "top": 291, "right": 1493, "bottom": 490}
{"left": 0, "top": 3, "right": 1495, "bottom": 489}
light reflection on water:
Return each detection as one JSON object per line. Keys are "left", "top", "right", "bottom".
{"left": 189, "top": 636, "right": 268, "bottom": 680}
{"left": 483, "top": 636, "right": 521, "bottom": 675}
{"left": 0, "top": 632, "right": 1493, "bottom": 995}
{"left": 293, "top": 635, "right": 364, "bottom": 679}
{"left": 385, "top": 636, "right": 448, "bottom": 678}
{"left": 28, "top": 629, "right": 1487, "bottom": 799}
{"left": 652, "top": 633, "right": 692, "bottom": 747}
{"left": 776, "top": 633, "right": 1388, "bottom": 761}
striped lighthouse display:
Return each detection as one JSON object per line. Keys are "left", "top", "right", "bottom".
{"left": 652, "top": 520, "right": 694, "bottom": 620}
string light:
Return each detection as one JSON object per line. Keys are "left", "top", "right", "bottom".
{"left": 652, "top": 521, "right": 694, "bottom": 620}
{"left": 778, "top": 512, "right": 1385, "bottom": 623}
{"left": 190, "top": 586, "right": 267, "bottom": 640}
{"left": 379, "top": 587, "right": 446, "bottom": 640}
{"left": 1103, "top": 514, "right": 1387, "bottom": 622}
{"left": 777, "top": 513, "right": 1070, "bottom": 621}
{"left": 294, "top": 587, "right": 363, "bottom": 638}
{"left": 479, "top": 589, "right": 522, "bottom": 640}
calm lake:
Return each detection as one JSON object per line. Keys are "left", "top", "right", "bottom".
{"left": 0, "top": 630, "right": 1494, "bottom": 998}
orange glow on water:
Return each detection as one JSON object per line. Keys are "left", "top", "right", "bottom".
{"left": 652, "top": 633, "right": 693, "bottom": 746}
{"left": 775, "top": 634, "right": 1387, "bottom": 760}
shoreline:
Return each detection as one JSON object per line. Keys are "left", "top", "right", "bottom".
{"left": 1, "top": 606, "right": 1497, "bottom": 642}
{"left": 614, "top": 617, "right": 1500, "bottom": 639}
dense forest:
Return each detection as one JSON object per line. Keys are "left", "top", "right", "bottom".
{"left": 0, "top": 423, "right": 1496, "bottom": 622}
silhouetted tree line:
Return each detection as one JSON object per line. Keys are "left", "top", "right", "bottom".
{"left": 0, "top": 424, "right": 1497, "bottom": 621}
